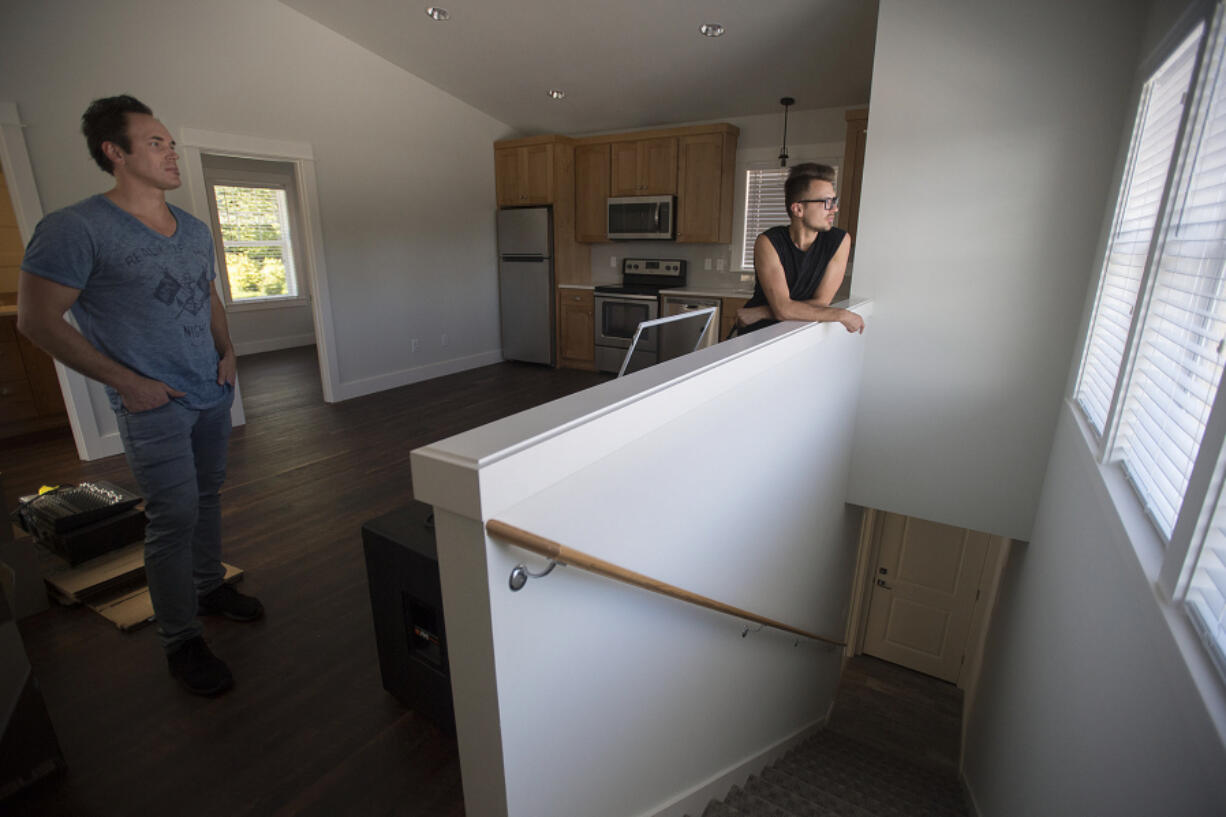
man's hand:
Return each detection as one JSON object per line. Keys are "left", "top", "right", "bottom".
{"left": 217, "top": 349, "right": 237, "bottom": 386}
{"left": 118, "top": 375, "right": 186, "bottom": 413}
{"left": 837, "top": 309, "right": 865, "bottom": 334}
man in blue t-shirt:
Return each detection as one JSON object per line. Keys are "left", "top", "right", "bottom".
{"left": 736, "top": 163, "right": 865, "bottom": 335}
{"left": 18, "top": 95, "right": 263, "bottom": 696}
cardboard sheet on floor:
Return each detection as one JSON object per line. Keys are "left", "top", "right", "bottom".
{"left": 44, "top": 543, "right": 243, "bottom": 631}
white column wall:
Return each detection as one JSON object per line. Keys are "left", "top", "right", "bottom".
{"left": 412, "top": 306, "right": 871, "bottom": 817}
{"left": 846, "top": 0, "right": 1151, "bottom": 541}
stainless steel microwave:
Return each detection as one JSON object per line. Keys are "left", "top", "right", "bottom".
{"left": 607, "top": 195, "right": 675, "bottom": 240}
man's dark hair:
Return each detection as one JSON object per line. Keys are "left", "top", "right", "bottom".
{"left": 81, "top": 95, "right": 153, "bottom": 175}
{"left": 784, "top": 162, "right": 837, "bottom": 207}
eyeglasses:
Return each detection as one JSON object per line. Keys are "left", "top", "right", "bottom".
{"left": 797, "top": 196, "right": 839, "bottom": 211}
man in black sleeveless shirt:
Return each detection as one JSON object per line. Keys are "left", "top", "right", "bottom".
{"left": 737, "top": 163, "right": 864, "bottom": 334}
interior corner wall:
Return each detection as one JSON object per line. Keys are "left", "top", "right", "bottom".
{"left": 962, "top": 405, "right": 1226, "bottom": 816}
{"left": 0, "top": 0, "right": 508, "bottom": 392}
{"left": 845, "top": 0, "right": 1150, "bottom": 541}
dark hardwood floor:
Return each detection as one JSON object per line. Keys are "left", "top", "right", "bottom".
{"left": 3, "top": 346, "right": 609, "bottom": 817}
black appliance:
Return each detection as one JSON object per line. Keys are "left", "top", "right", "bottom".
{"left": 361, "top": 500, "right": 454, "bottom": 735}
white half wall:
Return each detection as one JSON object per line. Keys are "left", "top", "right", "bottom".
{"left": 962, "top": 404, "right": 1226, "bottom": 816}
{"left": 846, "top": 0, "right": 1152, "bottom": 540}
{"left": 412, "top": 304, "right": 872, "bottom": 817}
{"left": 0, "top": 0, "right": 508, "bottom": 402}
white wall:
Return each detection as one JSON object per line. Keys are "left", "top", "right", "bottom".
{"left": 0, "top": 0, "right": 508, "bottom": 398}
{"left": 846, "top": 0, "right": 1151, "bottom": 541}
{"left": 963, "top": 405, "right": 1226, "bottom": 816}
{"left": 412, "top": 306, "right": 871, "bottom": 817}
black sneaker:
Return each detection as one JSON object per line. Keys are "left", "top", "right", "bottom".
{"left": 198, "top": 583, "right": 264, "bottom": 622}
{"left": 167, "top": 636, "right": 233, "bottom": 696}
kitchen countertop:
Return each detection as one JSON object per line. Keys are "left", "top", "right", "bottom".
{"left": 659, "top": 286, "right": 754, "bottom": 300}
{"left": 557, "top": 283, "right": 594, "bottom": 290}
{"left": 0, "top": 304, "right": 18, "bottom": 318}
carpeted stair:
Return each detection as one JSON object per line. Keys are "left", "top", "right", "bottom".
{"left": 689, "top": 728, "right": 969, "bottom": 817}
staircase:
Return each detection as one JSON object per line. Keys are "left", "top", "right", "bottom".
{"left": 690, "top": 656, "right": 971, "bottom": 817}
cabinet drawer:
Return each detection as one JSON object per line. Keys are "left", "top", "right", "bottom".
{"left": 0, "top": 341, "right": 26, "bottom": 382}
{"left": 0, "top": 378, "right": 37, "bottom": 423}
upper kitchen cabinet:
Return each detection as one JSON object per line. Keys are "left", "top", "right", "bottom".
{"left": 574, "top": 143, "right": 611, "bottom": 243}
{"left": 675, "top": 129, "right": 738, "bottom": 243}
{"left": 836, "top": 108, "right": 868, "bottom": 244}
{"left": 495, "top": 140, "right": 555, "bottom": 206}
{"left": 610, "top": 137, "right": 677, "bottom": 196}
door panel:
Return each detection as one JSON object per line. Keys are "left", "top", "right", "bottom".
{"left": 863, "top": 512, "right": 989, "bottom": 682}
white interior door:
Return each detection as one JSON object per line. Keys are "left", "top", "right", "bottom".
{"left": 862, "top": 512, "right": 989, "bottom": 682}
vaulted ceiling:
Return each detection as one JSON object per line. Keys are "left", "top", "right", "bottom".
{"left": 279, "top": 0, "right": 879, "bottom": 135}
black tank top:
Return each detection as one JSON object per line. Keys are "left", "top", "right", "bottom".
{"left": 741, "top": 224, "right": 847, "bottom": 333}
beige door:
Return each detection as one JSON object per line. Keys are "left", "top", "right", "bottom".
{"left": 862, "top": 512, "right": 989, "bottom": 682}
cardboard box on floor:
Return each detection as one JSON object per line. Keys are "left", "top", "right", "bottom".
{"left": 45, "top": 543, "right": 242, "bottom": 631}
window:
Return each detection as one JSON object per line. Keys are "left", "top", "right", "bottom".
{"left": 740, "top": 162, "right": 838, "bottom": 270}
{"left": 201, "top": 155, "right": 306, "bottom": 307}
{"left": 1074, "top": 4, "right": 1226, "bottom": 681}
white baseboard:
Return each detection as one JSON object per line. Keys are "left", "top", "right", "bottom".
{"left": 330, "top": 349, "right": 504, "bottom": 402}
{"left": 233, "top": 334, "right": 316, "bottom": 356}
{"left": 640, "top": 716, "right": 829, "bottom": 817}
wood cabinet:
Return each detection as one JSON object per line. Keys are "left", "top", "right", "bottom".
{"left": 835, "top": 108, "right": 868, "bottom": 302}
{"left": 495, "top": 142, "right": 555, "bottom": 206}
{"left": 0, "top": 315, "right": 67, "bottom": 435}
{"left": 676, "top": 131, "right": 737, "bottom": 243}
{"left": 720, "top": 297, "right": 749, "bottom": 342}
{"left": 610, "top": 137, "right": 677, "bottom": 196}
{"left": 557, "top": 288, "right": 595, "bottom": 370}
{"left": 574, "top": 143, "right": 610, "bottom": 243}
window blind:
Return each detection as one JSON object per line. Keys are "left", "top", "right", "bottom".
{"left": 1075, "top": 30, "right": 1202, "bottom": 435}
{"left": 741, "top": 167, "right": 791, "bottom": 269}
{"left": 1114, "top": 23, "right": 1226, "bottom": 539}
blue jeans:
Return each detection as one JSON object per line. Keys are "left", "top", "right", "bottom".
{"left": 115, "top": 391, "right": 233, "bottom": 651}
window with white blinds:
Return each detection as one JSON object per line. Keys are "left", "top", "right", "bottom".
{"left": 741, "top": 167, "right": 791, "bottom": 269}
{"left": 740, "top": 164, "right": 839, "bottom": 270}
{"left": 1115, "top": 22, "right": 1226, "bottom": 538}
{"left": 1075, "top": 30, "right": 1202, "bottom": 435}
{"left": 1075, "top": 2, "right": 1226, "bottom": 687}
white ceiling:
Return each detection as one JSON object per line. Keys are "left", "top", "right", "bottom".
{"left": 278, "top": 0, "right": 879, "bottom": 136}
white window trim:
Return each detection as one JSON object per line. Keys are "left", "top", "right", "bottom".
{"left": 1070, "top": 0, "right": 1226, "bottom": 745}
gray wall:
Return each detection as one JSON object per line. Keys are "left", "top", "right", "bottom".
{"left": 0, "top": 0, "right": 508, "bottom": 391}
{"left": 846, "top": 0, "right": 1150, "bottom": 541}
{"left": 963, "top": 406, "right": 1226, "bottom": 816}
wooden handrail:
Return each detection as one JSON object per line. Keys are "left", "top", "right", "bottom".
{"left": 485, "top": 519, "right": 847, "bottom": 648}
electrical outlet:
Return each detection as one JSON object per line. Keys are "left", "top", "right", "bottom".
{"left": 411, "top": 338, "right": 419, "bottom": 352}
{"left": 441, "top": 333, "right": 448, "bottom": 348}
{"left": 704, "top": 258, "right": 712, "bottom": 270}
{"left": 716, "top": 258, "right": 725, "bottom": 271}
{"left": 610, "top": 255, "right": 618, "bottom": 268}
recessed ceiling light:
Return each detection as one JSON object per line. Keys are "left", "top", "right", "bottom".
{"left": 699, "top": 23, "right": 725, "bottom": 37}
{"left": 425, "top": 7, "right": 449, "bottom": 21}
{"left": 548, "top": 89, "right": 566, "bottom": 100}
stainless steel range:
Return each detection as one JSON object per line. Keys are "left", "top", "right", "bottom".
{"left": 593, "top": 258, "right": 686, "bottom": 374}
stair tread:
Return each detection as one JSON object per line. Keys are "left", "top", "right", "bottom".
{"left": 725, "top": 784, "right": 799, "bottom": 817}
{"left": 770, "top": 758, "right": 966, "bottom": 817}
{"left": 699, "top": 800, "right": 749, "bottom": 817}
{"left": 745, "top": 771, "right": 866, "bottom": 817}
{"left": 787, "top": 731, "right": 963, "bottom": 793}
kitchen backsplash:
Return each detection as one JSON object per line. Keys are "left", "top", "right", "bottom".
{"left": 588, "top": 241, "right": 753, "bottom": 289}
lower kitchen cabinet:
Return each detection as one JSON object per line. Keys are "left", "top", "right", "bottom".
{"left": 557, "top": 289, "right": 595, "bottom": 370}
{"left": 1, "top": 315, "right": 68, "bottom": 438}
{"left": 721, "top": 297, "right": 748, "bottom": 341}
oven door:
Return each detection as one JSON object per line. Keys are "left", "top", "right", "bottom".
{"left": 595, "top": 294, "right": 659, "bottom": 351}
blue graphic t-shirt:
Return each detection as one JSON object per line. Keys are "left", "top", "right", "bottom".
{"left": 22, "top": 194, "right": 230, "bottom": 412}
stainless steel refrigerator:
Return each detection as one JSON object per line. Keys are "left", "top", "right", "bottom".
{"left": 497, "top": 207, "right": 554, "bottom": 365}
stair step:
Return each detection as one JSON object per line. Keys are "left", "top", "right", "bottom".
{"left": 744, "top": 771, "right": 864, "bottom": 817}
{"left": 773, "top": 746, "right": 966, "bottom": 817}
{"left": 790, "top": 731, "right": 963, "bottom": 797}
{"left": 698, "top": 799, "right": 750, "bottom": 817}
{"left": 725, "top": 784, "right": 799, "bottom": 817}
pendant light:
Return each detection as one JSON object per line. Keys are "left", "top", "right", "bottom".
{"left": 778, "top": 96, "right": 794, "bottom": 167}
